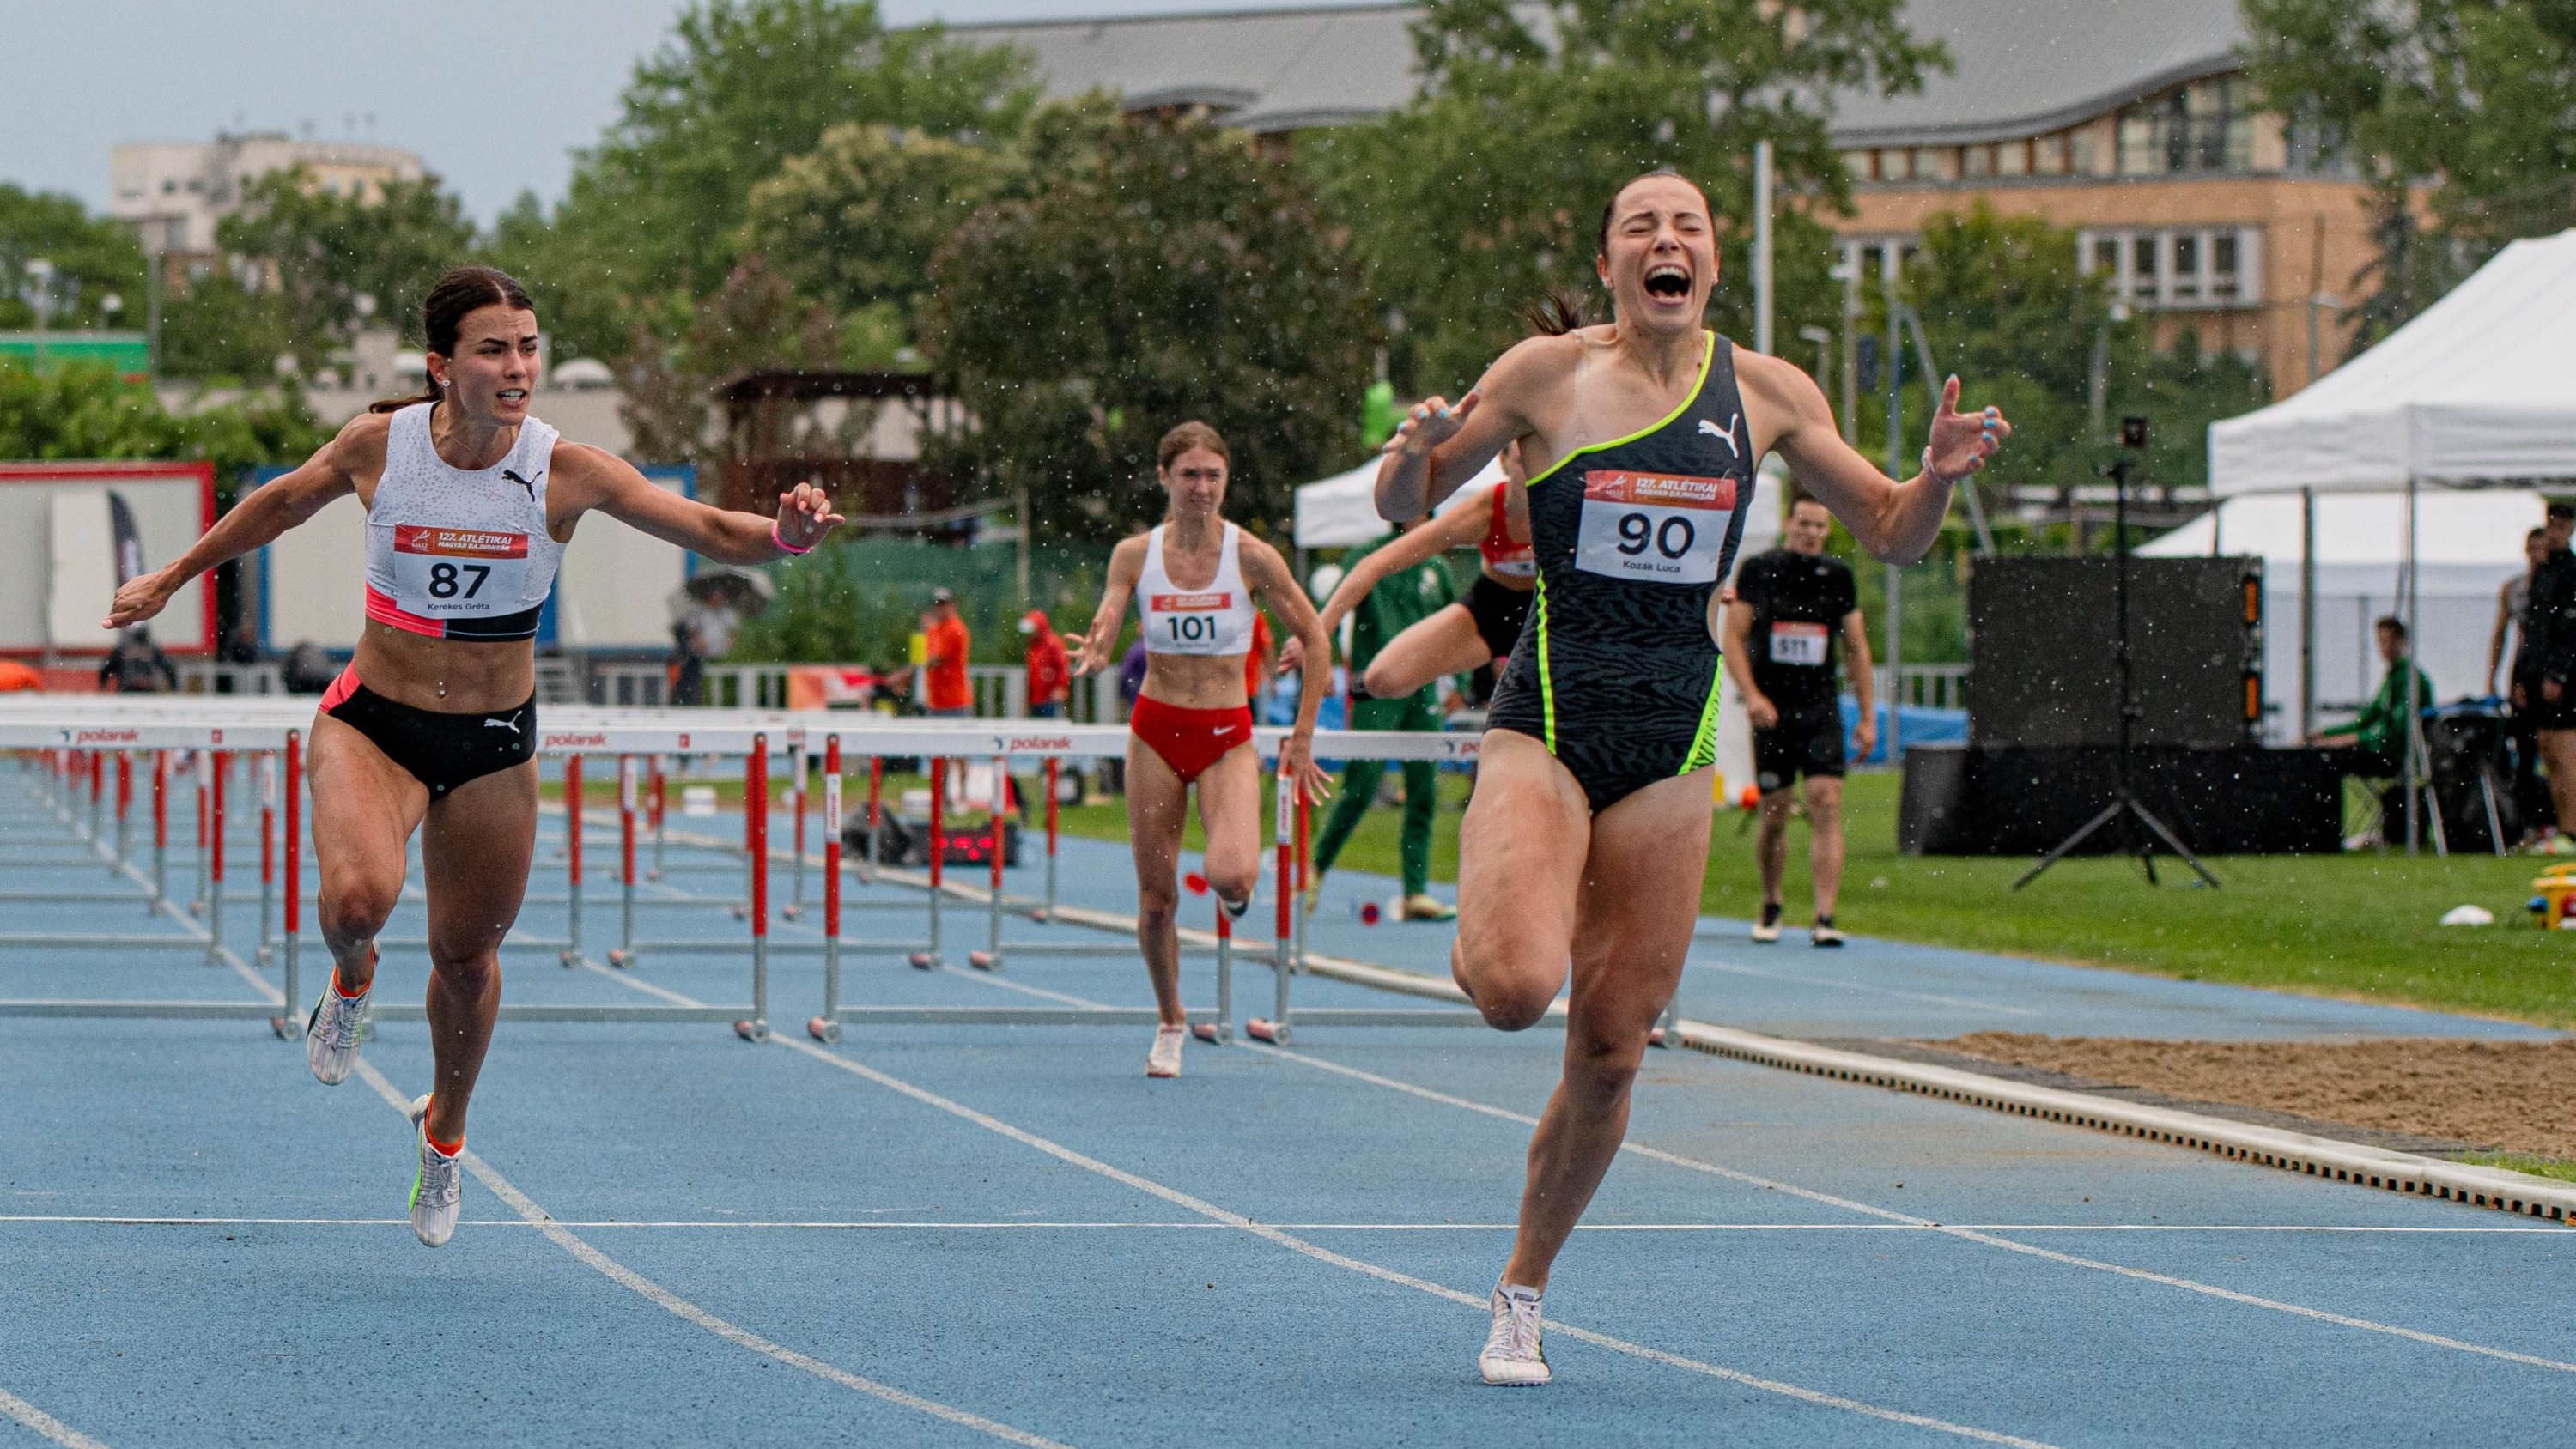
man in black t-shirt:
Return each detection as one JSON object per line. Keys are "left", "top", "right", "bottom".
{"left": 1722, "top": 496, "right": 1874, "bottom": 946}
{"left": 2516, "top": 501, "right": 2576, "bottom": 840}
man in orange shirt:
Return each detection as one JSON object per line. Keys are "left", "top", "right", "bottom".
{"left": 1019, "top": 608, "right": 1072, "bottom": 718}
{"left": 923, "top": 587, "right": 973, "bottom": 718}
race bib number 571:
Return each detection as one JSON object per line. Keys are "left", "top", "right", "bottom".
{"left": 1575, "top": 470, "right": 1735, "bottom": 584}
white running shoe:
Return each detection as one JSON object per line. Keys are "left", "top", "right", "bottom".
{"left": 406, "top": 1094, "right": 462, "bottom": 1248}
{"left": 1479, "top": 1283, "right": 1550, "bottom": 1385}
{"left": 1145, "top": 1024, "right": 1185, "bottom": 1078}
{"left": 304, "top": 961, "right": 371, "bottom": 1086}
{"left": 1750, "top": 904, "right": 1783, "bottom": 944}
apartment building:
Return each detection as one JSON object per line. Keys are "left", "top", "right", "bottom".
{"left": 951, "top": 0, "right": 2377, "bottom": 395}
{"left": 111, "top": 134, "right": 426, "bottom": 257}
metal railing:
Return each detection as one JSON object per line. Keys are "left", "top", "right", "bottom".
{"left": 1873, "top": 664, "right": 1970, "bottom": 712}
{"left": 580, "top": 660, "right": 1120, "bottom": 720}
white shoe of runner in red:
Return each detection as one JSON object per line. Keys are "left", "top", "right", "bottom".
{"left": 406, "top": 1094, "right": 463, "bottom": 1248}
{"left": 1479, "top": 1283, "right": 1551, "bottom": 1385}
{"left": 1145, "top": 1024, "right": 1185, "bottom": 1078}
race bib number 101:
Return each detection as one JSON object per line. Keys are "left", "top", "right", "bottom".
{"left": 386, "top": 525, "right": 531, "bottom": 618}
{"left": 1575, "top": 470, "right": 1735, "bottom": 585}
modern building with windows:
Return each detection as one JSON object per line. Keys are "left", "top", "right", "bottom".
{"left": 949, "top": 0, "right": 2376, "bottom": 396}
{"left": 110, "top": 135, "right": 426, "bottom": 257}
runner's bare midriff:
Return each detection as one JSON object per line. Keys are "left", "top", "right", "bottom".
{"left": 350, "top": 627, "right": 535, "bottom": 713}
{"left": 1138, "top": 652, "right": 1248, "bottom": 712}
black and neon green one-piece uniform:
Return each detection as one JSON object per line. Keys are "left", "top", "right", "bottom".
{"left": 1487, "top": 331, "right": 1754, "bottom": 813}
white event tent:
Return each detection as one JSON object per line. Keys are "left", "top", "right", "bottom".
{"left": 2200, "top": 227, "right": 2576, "bottom": 846}
{"left": 2141, "top": 490, "right": 2544, "bottom": 737}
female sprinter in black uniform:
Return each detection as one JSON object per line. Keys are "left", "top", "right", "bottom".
{"left": 1375, "top": 170, "right": 2009, "bottom": 1384}
{"left": 1066, "top": 421, "right": 1334, "bottom": 1077}
{"left": 107, "top": 266, "right": 842, "bottom": 1246}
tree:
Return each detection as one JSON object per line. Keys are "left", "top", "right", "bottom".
{"left": 0, "top": 359, "right": 327, "bottom": 489}
{"left": 213, "top": 168, "right": 479, "bottom": 373}
{"left": 2244, "top": 0, "right": 2576, "bottom": 343}
{"left": 617, "top": 253, "right": 841, "bottom": 468}
{"left": 925, "top": 116, "right": 1380, "bottom": 540}
{"left": 155, "top": 263, "right": 291, "bottom": 384}
{"left": 1305, "top": 0, "right": 1944, "bottom": 394}
{"left": 741, "top": 124, "right": 1013, "bottom": 365}
{"left": 515, "top": 0, "right": 1035, "bottom": 361}
{"left": 0, "top": 185, "right": 145, "bottom": 330}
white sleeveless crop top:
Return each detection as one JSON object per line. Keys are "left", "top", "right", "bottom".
{"left": 1136, "top": 522, "right": 1258, "bottom": 657}
{"left": 362, "top": 403, "right": 565, "bottom": 641}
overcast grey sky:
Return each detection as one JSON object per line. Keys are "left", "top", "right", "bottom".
{"left": 0, "top": 1, "right": 1388, "bottom": 224}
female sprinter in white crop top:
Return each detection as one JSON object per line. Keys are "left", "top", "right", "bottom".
{"left": 1066, "top": 421, "right": 1333, "bottom": 1078}
{"left": 106, "top": 266, "right": 842, "bottom": 1247}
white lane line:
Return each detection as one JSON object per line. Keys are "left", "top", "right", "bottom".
{"left": 14, "top": 1213, "right": 2576, "bottom": 1236}
{"left": 576, "top": 940, "right": 2052, "bottom": 1440}
{"left": 343, "top": 1059, "right": 1072, "bottom": 1449}
{"left": 1685, "top": 959, "right": 2042, "bottom": 1016}
{"left": 1257, "top": 1046, "right": 2576, "bottom": 1374}
{"left": 769, "top": 1034, "right": 2057, "bottom": 1448}
{"left": 0, "top": 1389, "right": 111, "bottom": 1449}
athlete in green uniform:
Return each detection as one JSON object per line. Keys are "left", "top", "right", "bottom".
{"left": 1375, "top": 168, "right": 2011, "bottom": 1385}
{"left": 1303, "top": 519, "right": 1457, "bottom": 919}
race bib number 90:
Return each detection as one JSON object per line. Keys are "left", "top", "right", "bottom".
{"left": 388, "top": 526, "right": 531, "bottom": 617}
{"left": 1575, "top": 470, "right": 1735, "bottom": 585}
{"left": 1768, "top": 621, "right": 1829, "bottom": 666}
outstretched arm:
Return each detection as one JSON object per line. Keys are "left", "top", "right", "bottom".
{"left": 1373, "top": 338, "right": 1559, "bottom": 522}
{"left": 1066, "top": 537, "right": 1145, "bottom": 677}
{"left": 1242, "top": 536, "right": 1335, "bottom": 804}
{"left": 1752, "top": 355, "right": 2008, "bottom": 565}
{"left": 559, "top": 443, "right": 841, "bottom": 563}
{"left": 1281, "top": 502, "right": 1485, "bottom": 673}
{"left": 106, "top": 415, "right": 375, "bottom": 627}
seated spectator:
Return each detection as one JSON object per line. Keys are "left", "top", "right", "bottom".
{"left": 2309, "top": 615, "right": 2435, "bottom": 846}
{"left": 100, "top": 627, "right": 178, "bottom": 693}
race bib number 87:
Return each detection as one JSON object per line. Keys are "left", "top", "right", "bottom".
{"left": 387, "top": 526, "right": 531, "bottom": 618}
{"left": 1576, "top": 470, "right": 1735, "bottom": 585}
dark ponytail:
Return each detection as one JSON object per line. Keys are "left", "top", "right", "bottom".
{"left": 1523, "top": 286, "right": 1590, "bottom": 336}
{"left": 369, "top": 265, "right": 537, "bottom": 414}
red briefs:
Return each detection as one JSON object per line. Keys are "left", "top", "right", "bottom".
{"left": 1129, "top": 695, "right": 1254, "bottom": 784}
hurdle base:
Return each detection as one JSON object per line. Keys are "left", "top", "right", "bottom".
{"left": 732, "top": 1019, "right": 770, "bottom": 1043}
{"left": 1246, "top": 1017, "right": 1286, "bottom": 1044}
{"left": 908, "top": 952, "right": 938, "bottom": 970}
{"left": 805, "top": 1016, "right": 841, "bottom": 1044}
{"left": 830, "top": 1006, "right": 1225, "bottom": 1028}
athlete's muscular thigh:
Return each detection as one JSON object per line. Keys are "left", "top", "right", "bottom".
{"left": 1125, "top": 736, "right": 1191, "bottom": 910}
{"left": 1192, "top": 743, "right": 1261, "bottom": 899}
{"left": 306, "top": 712, "right": 428, "bottom": 937}
{"left": 1566, "top": 769, "right": 1715, "bottom": 1041}
{"left": 418, "top": 759, "right": 538, "bottom": 963}
{"left": 1455, "top": 730, "right": 1589, "bottom": 1022}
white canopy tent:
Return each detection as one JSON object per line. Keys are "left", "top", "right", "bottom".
{"left": 2141, "top": 490, "right": 2546, "bottom": 740}
{"left": 1291, "top": 454, "right": 1504, "bottom": 549}
{"left": 2209, "top": 228, "right": 2576, "bottom": 494}
{"left": 2203, "top": 227, "right": 2576, "bottom": 848}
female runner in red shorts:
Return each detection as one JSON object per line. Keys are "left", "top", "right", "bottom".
{"left": 1067, "top": 421, "right": 1332, "bottom": 1077}
{"left": 106, "top": 265, "right": 842, "bottom": 1246}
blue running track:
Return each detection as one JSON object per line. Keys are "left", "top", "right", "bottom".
{"left": 4, "top": 763, "right": 2573, "bottom": 1447}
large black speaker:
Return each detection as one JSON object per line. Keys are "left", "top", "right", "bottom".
{"left": 1967, "top": 556, "right": 2261, "bottom": 749}
{"left": 1898, "top": 744, "right": 2341, "bottom": 855}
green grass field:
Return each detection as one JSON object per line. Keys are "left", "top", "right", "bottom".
{"left": 1036, "top": 767, "right": 2576, "bottom": 1030}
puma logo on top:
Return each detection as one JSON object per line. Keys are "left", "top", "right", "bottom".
{"left": 501, "top": 469, "right": 541, "bottom": 499}
{"left": 1698, "top": 415, "right": 1742, "bottom": 461}
{"left": 484, "top": 718, "right": 522, "bottom": 734}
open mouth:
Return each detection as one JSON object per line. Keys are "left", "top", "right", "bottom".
{"left": 1643, "top": 264, "right": 1692, "bottom": 300}
{"left": 497, "top": 389, "right": 528, "bottom": 403}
